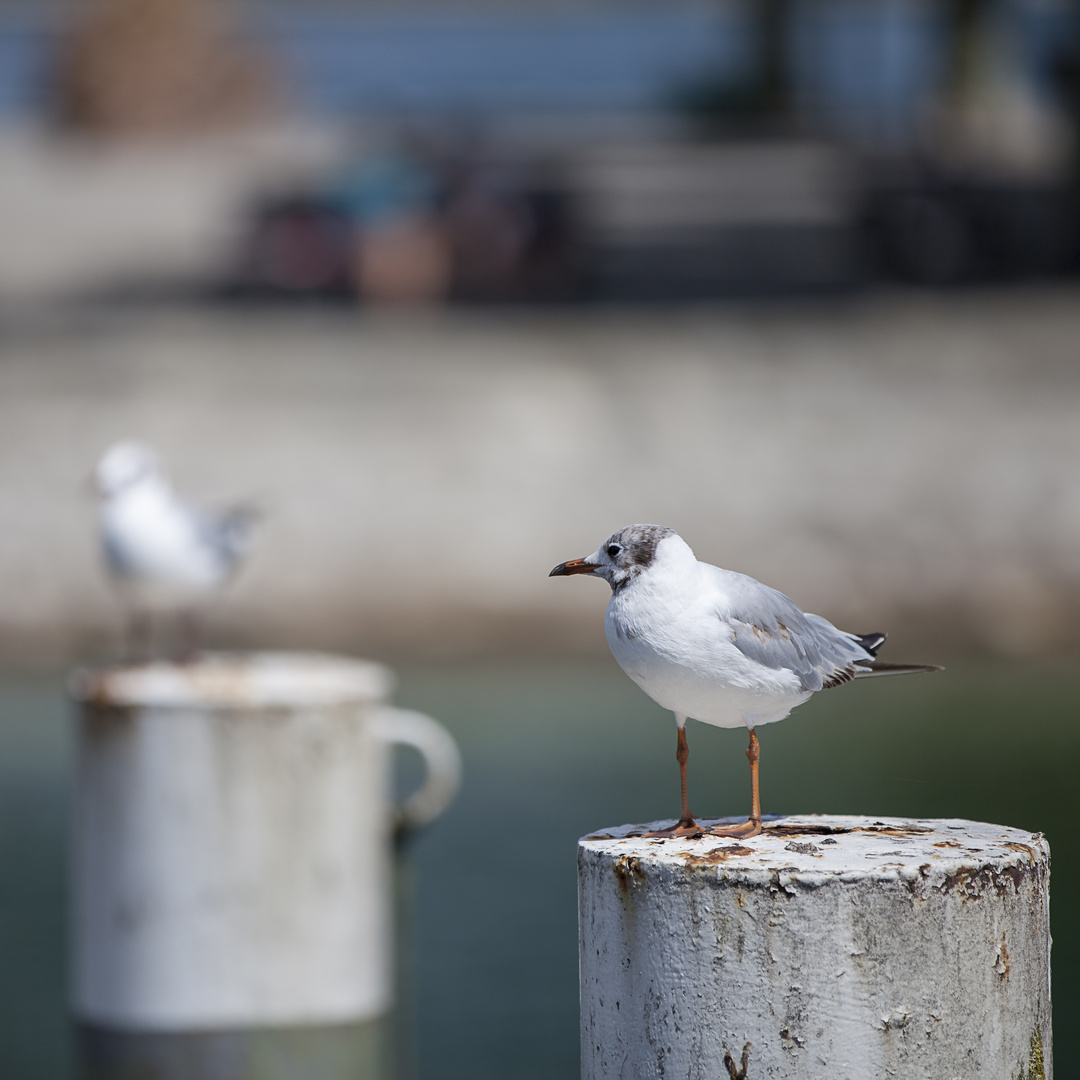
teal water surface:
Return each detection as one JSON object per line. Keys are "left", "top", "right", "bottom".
{"left": 0, "top": 660, "right": 1076, "bottom": 1078}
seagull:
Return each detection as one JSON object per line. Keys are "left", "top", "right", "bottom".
{"left": 550, "top": 524, "right": 940, "bottom": 838}
{"left": 93, "top": 441, "right": 259, "bottom": 659}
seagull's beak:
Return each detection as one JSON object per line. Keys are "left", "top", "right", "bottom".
{"left": 549, "top": 557, "right": 598, "bottom": 577}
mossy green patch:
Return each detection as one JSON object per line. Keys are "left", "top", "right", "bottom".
{"left": 1016, "top": 1028, "right": 1045, "bottom": 1080}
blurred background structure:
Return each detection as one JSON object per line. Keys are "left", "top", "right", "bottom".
{"left": 0, "top": 0, "right": 1078, "bottom": 1077}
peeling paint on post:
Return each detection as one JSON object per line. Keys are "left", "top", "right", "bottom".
{"left": 70, "top": 653, "right": 461, "bottom": 1080}
{"left": 579, "top": 816, "right": 1051, "bottom": 1079}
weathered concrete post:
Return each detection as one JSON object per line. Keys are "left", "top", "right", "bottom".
{"left": 579, "top": 815, "right": 1051, "bottom": 1079}
{"left": 70, "top": 652, "right": 461, "bottom": 1080}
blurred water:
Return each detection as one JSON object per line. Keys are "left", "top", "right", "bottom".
{"left": 0, "top": 659, "right": 1075, "bottom": 1078}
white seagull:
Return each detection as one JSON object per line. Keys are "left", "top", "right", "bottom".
{"left": 93, "top": 441, "right": 259, "bottom": 659}
{"left": 550, "top": 524, "right": 940, "bottom": 838}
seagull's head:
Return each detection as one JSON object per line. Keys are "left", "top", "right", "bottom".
{"left": 550, "top": 524, "right": 681, "bottom": 593}
{"left": 93, "top": 441, "right": 163, "bottom": 498}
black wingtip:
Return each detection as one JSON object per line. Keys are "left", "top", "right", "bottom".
{"left": 855, "top": 632, "right": 888, "bottom": 657}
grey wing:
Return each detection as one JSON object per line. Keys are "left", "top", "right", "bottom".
{"left": 188, "top": 501, "right": 260, "bottom": 570}
{"left": 718, "top": 571, "right": 875, "bottom": 692}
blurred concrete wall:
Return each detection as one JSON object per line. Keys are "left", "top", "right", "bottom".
{"left": 0, "top": 289, "right": 1077, "bottom": 666}
{"left": 0, "top": 124, "right": 346, "bottom": 304}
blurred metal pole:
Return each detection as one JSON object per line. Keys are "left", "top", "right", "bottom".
{"left": 944, "top": 0, "right": 993, "bottom": 105}
{"left": 757, "top": 0, "right": 793, "bottom": 118}
{"left": 579, "top": 815, "right": 1052, "bottom": 1078}
{"left": 69, "top": 653, "right": 460, "bottom": 1080}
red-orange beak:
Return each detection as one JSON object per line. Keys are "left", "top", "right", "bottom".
{"left": 549, "top": 557, "right": 598, "bottom": 577}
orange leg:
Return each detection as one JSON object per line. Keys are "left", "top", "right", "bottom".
{"left": 643, "top": 724, "right": 703, "bottom": 838}
{"left": 676, "top": 725, "right": 693, "bottom": 826}
{"left": 706, "top": 728, "right": 762, "bottom": 838}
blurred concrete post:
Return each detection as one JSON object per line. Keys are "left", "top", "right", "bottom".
{"left": 69, "top": 652, "right": 461, "bottom": 1080}
{"left": 579, "top": 815, "right": 1051, "bottom": 1078}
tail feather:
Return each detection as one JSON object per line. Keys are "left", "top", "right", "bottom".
{"left": 856, "top": 661, "right": 943, "bottom": 677}
{"left": 220, "top": 504, "right": 262, "bottom": 554}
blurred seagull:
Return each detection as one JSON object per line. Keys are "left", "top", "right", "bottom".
{"left": 551, "top": 525, "right": 940, "bottom": 838}
{"left": 93, "top": 441, "right": 259, "bottom": 659}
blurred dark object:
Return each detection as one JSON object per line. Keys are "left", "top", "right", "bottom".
{"left": 866, "top": 163, "right": 1079, "bottom": 285}
{"left": 944, "top": 0, "right": 993, "bottom": 108}
{"left": 1052, "top": 25, "right": 1080, "bottom": 187}
{"left": 54, "top": 0, "right": 276, "bottom": 136}
{"left": 234, "top": 147, "right": 580, "bottom": 305}
{"left": 571, "top": 141, "right": 862, "bottom": 300}
{"left": 675, "top": 0, "right": 795, "bottom": 132}
{"left": 871, "top": 0, "right": 1080, "bottom": 284}
{"left": 444, "top": 159, "right": 579, "bottom": 303}
{"left": 234, "top": 195, "right": 354, "bottom": 300}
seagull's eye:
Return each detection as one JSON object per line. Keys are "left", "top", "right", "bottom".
{"left": 606, "top": 544, "right": 622, "bottom": 559}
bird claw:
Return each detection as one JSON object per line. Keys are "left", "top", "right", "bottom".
{"left": 703, "top": 819, "right": 762, "bottom": 839}
{"left": 640, "top": 818, "right": 706, "bottom": 839}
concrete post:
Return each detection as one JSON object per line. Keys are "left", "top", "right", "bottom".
{"left": 579, "top": 815, "right": 1051, "bottom": 1079}
{"left": 69, "top": 652, "right": 461, "bottom": 1080}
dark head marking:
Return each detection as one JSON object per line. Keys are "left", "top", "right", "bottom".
{"left": 609, "top": 524, "right": 674, "bottom": 567}
{"left": 601, "top": 524, "right": 676, "bottom": 592}
{"left": 549, "top": 524, "right": 680, "bottom": 593}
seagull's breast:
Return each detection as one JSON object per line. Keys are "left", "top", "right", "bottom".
{"left": 605, "top": 573, "right": 809, "bottom": 728}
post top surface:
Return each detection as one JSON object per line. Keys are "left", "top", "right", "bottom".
{"left": 70, "top": 651, "right": 395, "bottom": 709}
{"left": 579, "top": 815, "right": 1047, "bottom": 885}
